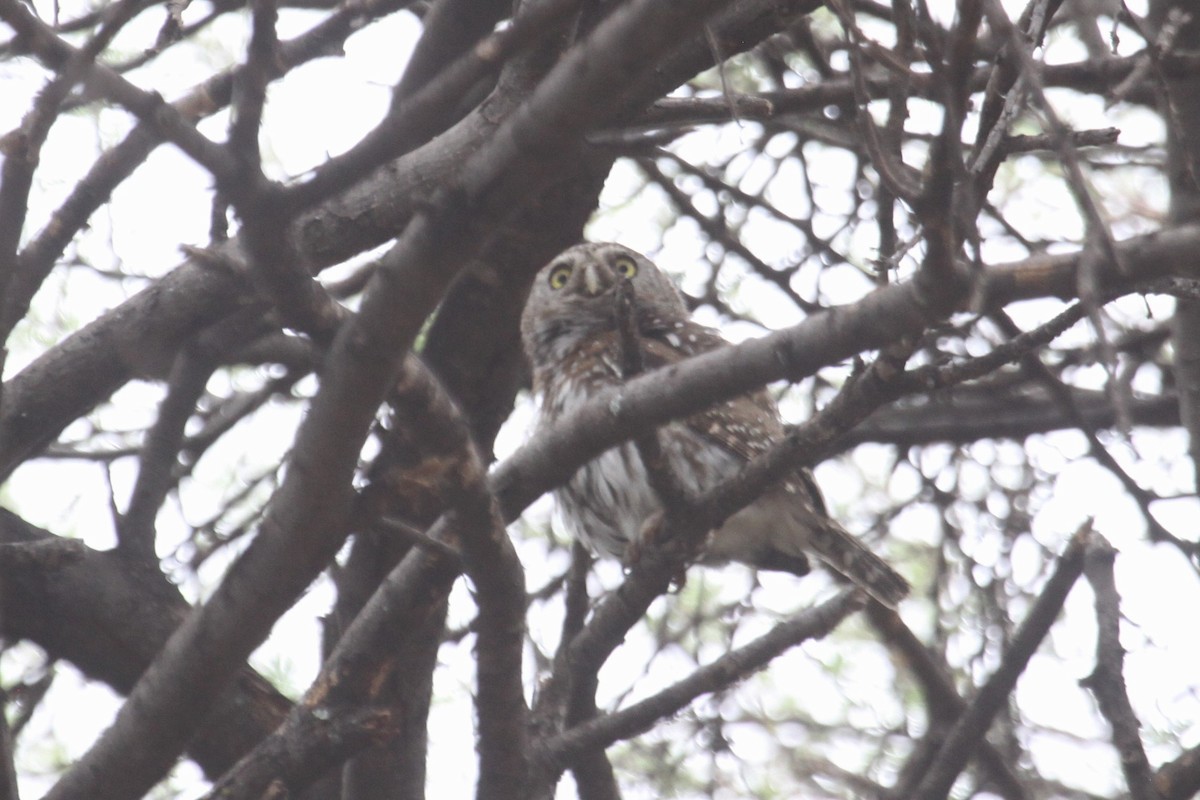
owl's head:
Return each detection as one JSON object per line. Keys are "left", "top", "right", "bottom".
{"left": 521, "top": 242, "right": 688, "bottom": 370}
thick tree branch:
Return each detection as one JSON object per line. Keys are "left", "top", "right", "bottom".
{"left": 210, "top": 541, "right": 456, "bottom": 800}
{"left": 975, "top": 224, "right": 1200, "bottom": 309}
{"left": 1157, "top": 746, "right": 1200, "bottom": 800}
{"left": 0, "top": 686, "right": 18, "bottom": 800}
{"left": 211, "top": 352, "right": 519, "bottom": 800}
{"left": 841, "top": 388, "right": 1177, "bottom": 447}
{"left": 282, "top": 0, "right": 582, "bottom": 211}
{"left": 0, "top": 510, "right": 291, "bottom": 778}
{"left": 204, "top": 706, "right": 395, "bottom": 800}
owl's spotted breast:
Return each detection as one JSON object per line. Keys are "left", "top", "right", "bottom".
{"left": 536, "top": 331, "right": 733, "bottom": 559}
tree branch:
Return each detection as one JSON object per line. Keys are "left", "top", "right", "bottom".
{"left": 535, "top": 589, "right": 862, "bottom": 772}
{"left": 0, "top": 510, "right": 292, "bottom": 778}
{"left": 1081, "top": 538, "right": 1164, "bottom": 800}
{"left": 117, "top": 348, "right": 217, "bottom": 560}
{"left": 912, "top": 523, "right": 1092, "bottom": 800}
{"left": 203, "top": 706, "right": 396, "bottom": 800}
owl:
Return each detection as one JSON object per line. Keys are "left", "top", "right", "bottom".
{"left": 520, "top": 242, "right": 909, "bottom": 607}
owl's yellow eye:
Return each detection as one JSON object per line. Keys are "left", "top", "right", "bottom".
{"left": 613, "top": 255, "right": 638, "bottom": 278}
{"left": 548, "top": 264, "right": 572, "bottom": 289}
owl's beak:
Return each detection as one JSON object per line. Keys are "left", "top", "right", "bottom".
{"left": 582, "top": 262, "right": 608, "bottom": 296}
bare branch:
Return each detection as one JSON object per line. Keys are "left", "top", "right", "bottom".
{"left": 203, "top": 706, "right": 396, "bottom": 800}
{"left": 536, "top": 589, "right": 863, "bottom": 772}
{"left": 912, "top": 523, "right": 1091, "bottom": 800}
{"left": 117, "top": 349, "right": 216, "bottom": 560}
{"left": 1081, "top": 537, "right": 1164, "bottom": 800}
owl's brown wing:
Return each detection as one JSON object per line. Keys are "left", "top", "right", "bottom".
{"left": 641, "top": 319, "right": 782, "bottom": 450}
{"left": 640, "top": 320, "right": 783, "bottom": 458}
{"left": 641, "top": 323, "right": 829, "bottom": 514}
{"left": 686, "top": 394, "right": 832, "bottom": 516}
{"left": 642, "top": 321, "right": 908, "bottom": 604}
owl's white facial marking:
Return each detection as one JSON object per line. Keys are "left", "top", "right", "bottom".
{"left": 582, "top": 262, "right": 605, "bottom": 296}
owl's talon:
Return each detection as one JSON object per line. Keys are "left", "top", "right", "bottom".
{"left": 668, "top": 565, "right": 689, "bottom": 591}
{"left": 621, "top": 538, "right": 643, "bottom": 569}
{"left": 620, "top": 510, "right": 662, "bottom": 568}
{"left": 638, "top": 510, "right": 665, "bottom": 545}
{"left": 641, "top": 512, "right": 691, "bottom": 588}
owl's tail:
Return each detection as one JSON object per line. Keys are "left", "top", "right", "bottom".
{"left": 804, "top": 521, "right": 910, "bottom": 608}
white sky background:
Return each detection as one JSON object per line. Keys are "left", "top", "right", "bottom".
{"left": 2, "top": 0, "right": 1199, "bottom": 798}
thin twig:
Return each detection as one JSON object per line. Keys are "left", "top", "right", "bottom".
{"left": 1080, "top": 537, "right": 1163, "bottom": 800}
{"left": 912, "top": 522, "right": 1092, "bottom": 800}
{"left": 536, "top": 589, "right": 863, "bottom": 771}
